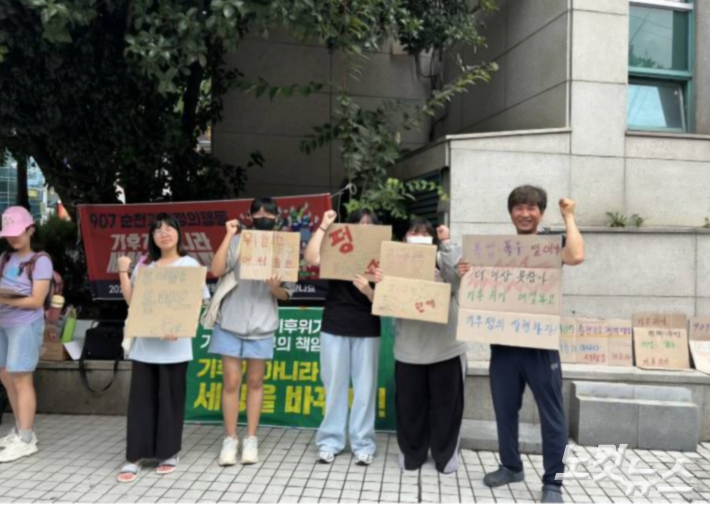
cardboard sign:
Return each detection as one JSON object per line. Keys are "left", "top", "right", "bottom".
{"left": 559, "top": 317, "right": 577, "bottom": 364}
{"left": 462, "top": 235, "right": 563, "bottom": 269}
{"left": 319, "top": 224, "right": 392, "bottom": 282}
{"left": 239, "top": 231, "right": 301, "bottom": 282}
{"left": 632, "top": 313, "right": 687, "bottom": 330}
{"left": 575, "top": 318, "right": 609, "bottom": 365}
{"left": 379, "top": 242, "right": 437, "bottom": 281}
{"left": 607, "top": 319, "right": 633, "bottom": 367}
{"left": 690, "top": 317, "right": 710, "bottom": 341}
{"left": 689, "top": 317, "right": 710, "bottom": 374}
{"left": 372, "top": 276, "right": 451, "bottom": 324}
{"left": 456, "top": 310, "right": 560, "bottom": 350}
{"left": 459, "top": 267, "right": 562, "bottom": 315}
{"left": 633, "top": 327, "right": 690, "bottom": 370}
{"left": 456, "top": 235, "right": 564, "bottom": 350}
{"left": 125, "top": 266, "right": 207, "bottom": 338}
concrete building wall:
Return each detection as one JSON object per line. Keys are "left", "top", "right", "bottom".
{"left": 213, "top": 33, "right": 432, "bottom": 198}
{"left": 695, "top": 0, "right": 710, "bottom": 135}
{"left": 438, "top": 0, "right": 570, "bottom": 137}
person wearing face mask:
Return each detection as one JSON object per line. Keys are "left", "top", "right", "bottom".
{"left": 209, "top": 197, "right": 296, "bottom": 467}
{"left": 304, "top": 208, "right": 382, "bottom": 466}
{"left": 374, "top": 218, "right": 467, "bottom": 474}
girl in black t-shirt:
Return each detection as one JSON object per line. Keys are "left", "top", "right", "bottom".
{"left": 304, "top": 209, "right": 381, "bottom": 466}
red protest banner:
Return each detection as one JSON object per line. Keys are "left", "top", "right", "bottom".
{"left": 77, "top": 194, "right": 332, "bottom": 300}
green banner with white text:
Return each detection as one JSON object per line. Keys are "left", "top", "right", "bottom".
{"left": 185, "top": 307, "right": 396, "bottom": 431}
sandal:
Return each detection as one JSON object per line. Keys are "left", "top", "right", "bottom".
{"left": 157, "top": 456, "right": 178, "bottom": 475}
{"left": 117, "top": 462, "right": 141, "bottom": 483}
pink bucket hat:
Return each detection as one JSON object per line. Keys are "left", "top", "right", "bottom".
{"left": 0, "top": 206, "right": 35, "bottom": 237}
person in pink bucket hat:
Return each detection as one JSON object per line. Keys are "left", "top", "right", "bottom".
{"left": 0, "top": 206, "right": 53, "bottom": 463}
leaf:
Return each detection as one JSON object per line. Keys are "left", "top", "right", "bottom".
{"left": 223, "top": 5, "right": 235, "bottom": 18}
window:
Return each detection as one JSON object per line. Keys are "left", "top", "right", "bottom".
{"left": 628, "top": 0, "right": 694, "bottom": 132}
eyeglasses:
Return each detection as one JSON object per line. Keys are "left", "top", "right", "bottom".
{"left": 153, "top": 228, "right": 176, "bottom": 236}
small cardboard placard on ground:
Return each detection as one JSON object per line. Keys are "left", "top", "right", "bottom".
{"left": 319, "top": 224, "right": 392, "bottom": 282}
{"left": 575, "top": 318, "right": 609, "bottom": 365}
{"left": 239, "top": 231, "right": 300, "bottom": 282}
{"left": 372, "top": 276, "right": 450, "bottom": 324}
{"left": 633, "top": 327, "right": 690, "bottom": 370}
{"left": 689, "top": 317, "right": 710, "bottom": 374}
{"left": 462, "top": 235, "right": 564, "bottom": 269}
{"left": 457, "top": 309, "right": 560, "bottom": 350}
{"left": 607, "top": 319, "right": 633, "bottom": 367}
{"left": 379, "top": 242, "right": 437, "bottom": 281}
{"left": 559, "top": 317, "right": 577, "bottom": 364}
{"left": 632, "top": 313, "right": 687, "bottom": 330}
{"left": 125, "top": 266, "right": 207, "bottom": 338}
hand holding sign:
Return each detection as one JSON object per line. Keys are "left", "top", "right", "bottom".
{"left": 457, "top": 260, "right": 471, "bottom": 278}
{"left": 353, "top": 274, "right": 373, "bottom": 299}
{"left": 265, "top": 274, "right": 282, "bottom": 292}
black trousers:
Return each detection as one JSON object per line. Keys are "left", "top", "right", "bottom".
{"left": 490, "top": 345, "right": 567, "bottom": 486}
{"left": 126, "top": 360, "right": 188, "bottom": 461}
{"left": 395, "top": 355, "right": 464, "bottom": 473}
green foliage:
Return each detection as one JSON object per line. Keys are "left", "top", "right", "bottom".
{"left": 606, "top": 212, "right": 645, "bottom": 228}
{"left": 606, "top": 212, "right": 628, "bottom": 228}
{"left": 0, "top": 0, "right": 260, "bottom": 212}
{"left": 1, "top": 0, "right": 499, "bottom": 221}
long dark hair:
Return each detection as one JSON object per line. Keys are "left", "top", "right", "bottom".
{"left": 347, "top": 208, "right": 380, "bottom": 225}
{"left": 406, "top": 218, "right": 440, "bottom": 248}
{"left": 147, "top": 213, "right": 187, "bottom": 263}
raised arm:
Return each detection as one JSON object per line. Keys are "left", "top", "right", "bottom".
{"left": 559, "top": 198, "right": 585, "bottom": 266}
{"left": 304, "top": 210, "right": 337, "bottom": 266}
{"left": 211, "top": 219, "right": 239, "bottom": 277}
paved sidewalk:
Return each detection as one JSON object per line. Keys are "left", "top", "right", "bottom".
{"left": 0, "top": 415, "right": 709, "bottom": 504}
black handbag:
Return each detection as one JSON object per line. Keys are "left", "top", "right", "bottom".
{"left": 79, "top": 320, "right": 125, "bottom": 394}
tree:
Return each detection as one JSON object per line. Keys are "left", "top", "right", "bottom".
{"left": 0, "top": 0, "right": 261, "bottom": 214}
{"left": 0, "top": 0, "right": 498, "bottom": 218}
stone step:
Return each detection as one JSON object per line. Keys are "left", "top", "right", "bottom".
{"left": 460, "top": 419, "right": 543, "bottom": 454}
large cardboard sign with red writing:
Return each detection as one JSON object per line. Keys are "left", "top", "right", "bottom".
{"left": 319, "top": 224, "right": 392, "bottom": 282}
{"left": 456, "top": 235, "right": 564, "bottom": 350}
{"left": 239, "top": 231, "right": 301, "bottom": 282}
{"left": 372, "top": 276, "right": 451, "bottom": 324}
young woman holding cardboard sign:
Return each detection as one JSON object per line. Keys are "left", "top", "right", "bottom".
{"left": 117, "top": 213, "right": 210, "bottom": 483}
{"left": 374, "top": 218, "right": 467, "bottom": 474}
{"left": 305, "top": 208, "right": 381, "bottom": 466}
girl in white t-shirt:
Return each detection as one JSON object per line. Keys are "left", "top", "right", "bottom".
{"left": 116, "top": 213, "right": 210, "bottom": 483}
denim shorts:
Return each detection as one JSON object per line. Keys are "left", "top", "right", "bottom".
{"left": 208, "top": 324, "right": 274, "bottom": 360}
{"left": 0, "top": 318, "right": 45, "bottom": 372}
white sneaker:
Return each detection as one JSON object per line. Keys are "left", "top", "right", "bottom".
{"left": 218, "top": 436, "right": 238, "bottom": 466}
{"left": 0, "top": 436, "right": 38, "bottom": 463}
{"left": 318, "top": 449, "right": 335, "bottom": 464}
{"left": 241, "top": 436, "right": 258, "bottom": 465}
{"left": 0, "top": 429, "right": 37, "bottom": 448}
{"left": 355, "top": 453, "right": 374, "bottom": 466}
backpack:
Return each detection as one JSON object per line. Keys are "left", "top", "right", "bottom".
{"left": 0, "top": 251, "right": 64, "bottom": 313}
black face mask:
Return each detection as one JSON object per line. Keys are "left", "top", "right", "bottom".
{"left": 253, "top": 217, "right": 277, "bottom": 231}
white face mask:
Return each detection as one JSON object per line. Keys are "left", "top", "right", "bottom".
{"left": 406, "top": 236, "right": 433, "bottom": 245}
